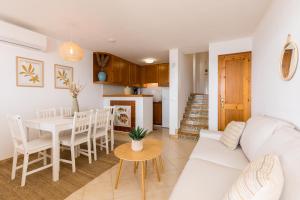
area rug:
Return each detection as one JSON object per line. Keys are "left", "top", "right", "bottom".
{"left": 0, "top": 141, "right": 124, "bottom": 200}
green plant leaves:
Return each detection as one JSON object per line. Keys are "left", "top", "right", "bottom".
{"left": 128, "top": 126, "right": 148, "bottom": 141}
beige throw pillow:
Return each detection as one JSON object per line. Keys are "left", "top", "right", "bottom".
{"left": 223, "top": 154, "right": 284, "bottom": 200}
{"left": 220, "top": 121, "right": 246, "bottom": 150}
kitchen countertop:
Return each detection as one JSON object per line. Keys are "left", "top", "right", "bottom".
{"left": 103, "top": 94, "right": 154, "bottom": 97}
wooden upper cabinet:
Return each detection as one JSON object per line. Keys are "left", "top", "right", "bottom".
{"left": 129, "top": 64, "right": 141, "bottom": 86}
{"left": 93, "top": 52, "right": 168, "bottom": 87}
{"left": 111, "top": 56, "right": 121, "bottom": 83}
{"left": 119, "top": 60, "right": 130, "bottom": 85}
{"left": 144, "top": 64, "right": 158, "bottom": 83}
{"left": 158, "top": 63, "right": 169, "bottom": 86}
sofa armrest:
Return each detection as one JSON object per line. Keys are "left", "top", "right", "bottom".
{"left": 200, "top": 129, "right": 223, "bottom": 140}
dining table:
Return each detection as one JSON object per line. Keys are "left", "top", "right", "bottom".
{"left": 24, "top": 117, "right": 74, "bottom": 182}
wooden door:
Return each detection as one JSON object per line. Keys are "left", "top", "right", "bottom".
{"left": 158, "top": 63, "right": 169, "bottom": 86}
{"left": 218, "top": 52, "right": 251, "bottom": 131}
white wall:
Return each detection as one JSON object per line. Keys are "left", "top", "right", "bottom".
{"left": 178, "top": 53, "right": 193, "bottom": 125}
{"left": 252, "top": 0, "right": 300, "bottom": 127}
{"left": 169, "top": 48, "right": 193, "bottom": 135}
{"left": 169, "top": 48, "right": 179, "bottom": 134}
{"left": 103, "top": 85, "right": 125, "bottom": 95}
{"left": 208, "top": 37, "right": 252, "bottom": 130}
{"left": 195, "top": 52, "right": 209, "bottom": 94}
{"left": 0, "top": 38, "right": 102, "bottom": 160}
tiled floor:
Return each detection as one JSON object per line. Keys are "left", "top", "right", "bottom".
{"left": 65, "top": 128, "right": 197, "bottom": 200}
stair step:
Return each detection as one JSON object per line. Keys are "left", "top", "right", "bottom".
{"left": 180, "top": 123, "right": 208, "bottom": 129}
{"left": 187, "top": 101, "right": 208, "bottom": 105}
{"left": 186, "top": 108, "right": 208, "bottom": 111}
{"left": 185, "top": 110, "right": 208, "bottom": 116}
{"left": 183, "top": 118, "right": 208, "bottom": 123}
{"left": 178, "top": 130, "right": 199, "bottom": 137}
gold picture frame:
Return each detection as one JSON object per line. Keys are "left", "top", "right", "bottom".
{"left": 16, "top": 56, "right": 44, "bottom": 87}
{"left": 54, "top": 64, "right": 73, "bottom": 89}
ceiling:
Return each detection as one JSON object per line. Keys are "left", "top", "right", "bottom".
{"left": 0, "top": 0, "right": 271, "bottom": 64}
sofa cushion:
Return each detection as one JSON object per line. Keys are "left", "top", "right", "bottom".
{"left": 220, "top": 121, "right": 246, "bottom": 150}
{"left": 190, "top": 137, "right": 249, "bottom": 170}
{"left": 240, "top": 115, "right": 294, "bottom": 161}
{"left": 169, "top": 158, "right": 241, "bottom": 200}
{"left": 223, "top": 154, "right": 284, "bottom": 200}
{"left": 255, "top": 127, "right": 300, "bottom": 200}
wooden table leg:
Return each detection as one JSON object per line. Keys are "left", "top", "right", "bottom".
{"left": 145, "top": 161, "right": 147, "bottom": 179}
{"left": 154, "top": 158, "right": 161, "bottom": 182}
{"left": 159, "top": 156, "right": 164, "bottom": 171}
{"left": 134, "top": 161, "right": 138, "bottom": 174}
{"left": 141, "top": 161, "right": 146, "bottom": 200}
{"left": 115, "top": 159, "right": 123, "bottom": 189}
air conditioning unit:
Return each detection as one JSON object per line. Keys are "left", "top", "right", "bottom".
{"left": 0, "top": 20, "right": 47, "bottom": 51}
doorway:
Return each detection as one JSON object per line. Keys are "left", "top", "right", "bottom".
{"left": 218, "top": 52, "right": 251, "bottom": 131}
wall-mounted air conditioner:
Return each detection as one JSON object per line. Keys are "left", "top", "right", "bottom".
{"left": 0, "top": 20, "right": 47, "bottom": 51}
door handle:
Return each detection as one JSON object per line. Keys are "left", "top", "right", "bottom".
{"left": 221, "top": 98, "right": 225, "bottom": 108}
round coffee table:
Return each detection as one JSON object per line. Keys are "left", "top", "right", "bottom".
{"left": 114, "top": 138, "right": 163, "bottom": 200}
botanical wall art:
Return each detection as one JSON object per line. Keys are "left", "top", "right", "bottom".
{"left": 16, "top": 57, "right": 44, "bottom": 87}
{"left": 54, "top": 64, "right": 73, "bottom": 89}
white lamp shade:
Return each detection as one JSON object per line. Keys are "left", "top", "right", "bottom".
{"left": 59, "top": 41, "right": 84, "bottom": 62}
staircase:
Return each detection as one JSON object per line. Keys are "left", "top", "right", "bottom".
{"left": 178, "top": 93, "right": 208, "bottom": 139}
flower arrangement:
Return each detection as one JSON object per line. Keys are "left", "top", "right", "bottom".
{"left": 68, "top": 82, "right": 84, "bottom": 98}
{"left": 68, "top": 82, "right": 84, "bottom": 115}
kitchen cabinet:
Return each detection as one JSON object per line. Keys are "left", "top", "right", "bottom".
{"left": 93, "top": 52, "right": 169, "bottom": 87}
{"left": 129, "top": 64, "right": 141, "bottom": 86}
{"left": 158, "top": 63, "right": 169, "bottom": 86}
{"left": 153, "top": 101, "right": 162, "bottom": 125}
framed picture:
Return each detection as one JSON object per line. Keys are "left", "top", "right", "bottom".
{"left": 54, "top": 64, "right": 73, "bottom": 89}
{"left": 16, "top": 56, "right": 44, "bottom": 87}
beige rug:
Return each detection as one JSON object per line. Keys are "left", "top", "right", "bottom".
{"left": 0, "top": 142, "right": 123, "bottom": 200}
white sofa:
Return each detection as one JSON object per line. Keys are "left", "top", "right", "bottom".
{"left": 170, "top": 115, "right": 300, "bottom": 200}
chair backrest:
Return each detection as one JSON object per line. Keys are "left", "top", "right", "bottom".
{"left": 60, "top": 107, "right": 72, "bottom": 117}
{"left": 36, "top": 108, "right": 56, "bottom": 119}
{"left": 104, "top": 106, "right": 116, "bottom": 129}
{"left": 7, "top": 115, "right": 28, "bottom": 150}
{"left": 93, "top": 109, "right": 110, "bottom": 136}
{"left": 71, "top": 110, "right": 93, "bottom": 141}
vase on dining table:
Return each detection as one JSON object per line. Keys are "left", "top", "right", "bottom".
{"left": 72, "top": 97, "right": 79, "bottom": 116}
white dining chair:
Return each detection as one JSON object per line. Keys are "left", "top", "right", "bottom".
{"left": 60, "top": 107, "right": 72, "bottom": 117}
{"left": 92, "top": 109, "right": 110, "bottom": 160}
{"left": 7, "top": 115, "right": 52, "bottom": 187}
{"left": 36, "top": 108, "right": 57, "bottom": 119}
{"left": 104, "top": 106, "right": 116, "bottom": 151}
{"left": 60, "top": 110, "right": 93, "bottom": 172}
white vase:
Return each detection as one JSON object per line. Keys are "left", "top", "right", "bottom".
{"left": 131, "top": 140, "right": 143, "bottom": 152}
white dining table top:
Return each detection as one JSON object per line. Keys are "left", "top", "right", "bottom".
{"left": 24, "top": 117, "right": 74, "bottom": 132}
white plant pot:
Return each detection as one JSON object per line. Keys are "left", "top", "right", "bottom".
{"left": 131, "top": 140, "right": 143, "bottom": 152}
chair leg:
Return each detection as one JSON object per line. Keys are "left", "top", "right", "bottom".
{"left": 111, "top": 129, "right": 114, "bottom": 151}
{"left": 105, "top": 135, "right": 109, "bottom": 155}
{"left": 87, "top": 140, "right": 92, "bottom": 164}
{"left": 93, "top": 137, "right": 97, "bottom": 161}
{"left": 11, "top": 149, "right": 18, "bottom": 180}
{"left": 71, "top": 146, "right": 76, "bottom": 173}
{"left": 100, "top": 137, "right": 103, "bottom": 151}
{"left": 43, "top": 150, "right": 47, "bottom": 166}
{"left": 21, "top": 153, "right": 29, "bottom": 187}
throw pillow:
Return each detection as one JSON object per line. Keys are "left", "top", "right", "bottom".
{"left": 223, "top": 154, "right": 284, "bottom": 200}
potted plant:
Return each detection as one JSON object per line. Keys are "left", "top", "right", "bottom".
{"left": 129, "top": 126, "right": 147, "bottom": 152}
